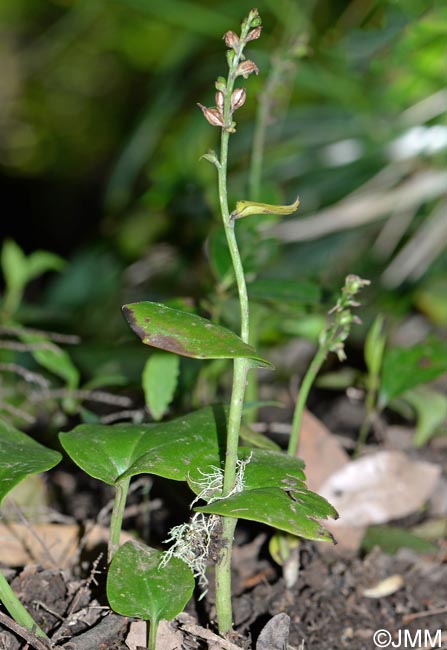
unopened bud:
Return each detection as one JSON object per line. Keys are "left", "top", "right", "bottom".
{"left": 215, "top": 77, "right": 226, "bottom": 92}
{"left": 215, "top": 91, "right": 224, "bottom": 112}
{"left": 246, "top": 26, "right": 262, "bottom": 42}
{"left": 197, "top": 103, "right": 225, "bottom": 127}
{"left": 235, "top": 60, "right": 259, "bottom": 79}
{"left": 248, "top": 8, "right": 261, "bottom": 27}
{"left": 230, "top": 87, "right": 246, "bottom": 112}
{"left": 223, "top": 31, "right": 239, "bottom": 51}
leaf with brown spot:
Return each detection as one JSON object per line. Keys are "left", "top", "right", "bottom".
{"left": 122, "top": 301, "right": 273, "bottom": 368}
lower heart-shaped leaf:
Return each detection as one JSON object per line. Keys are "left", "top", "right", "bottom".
{"left": 107, "top": 540, "right": 194, "bottom": 623}
{"left": 195, "top": 487, "right": 336, "bottom": 541}
{"left": 187, "top": 447, "right": 306, "bottom": 495}
{"left": 0, "top": 420, "right": 62, "bottom": 505}
{"left": 59, "top": 406, "right": 226, "bottom": 486}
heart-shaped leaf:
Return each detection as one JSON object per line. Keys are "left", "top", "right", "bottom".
{"left": 107, "top": 541, "right": 194, "bottom": 623}
{"left": 187, "top": 447, "right": 306, "bottom": 495}
{"left": 122, "top": 301, "right": 273, "bottom": 368}
{"left": 195, "top": 487, "right": 336, "bottom": 541}
{"left": 59, "top": 406, "right": 226, "bottom": 486}
{"left": 0, "top": 420, "right": 62, "bottom": 505}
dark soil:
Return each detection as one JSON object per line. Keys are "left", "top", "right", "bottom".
{"left": 1, "top": 525, "right": 446, "bottom": 650}
{"left": 1, "top": 400, "right": 446, "bottom": 650}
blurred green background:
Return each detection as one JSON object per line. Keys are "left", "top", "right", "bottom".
{"left": 0, "top": 0, "right": 445, "bottom": 380}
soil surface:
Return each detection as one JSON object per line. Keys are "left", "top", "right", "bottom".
{"left": 1, "top": 405, "right": 446, "bottom": 650}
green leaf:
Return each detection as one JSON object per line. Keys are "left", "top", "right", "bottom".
{"left": 59, "top": 406, "right": 226, "bottom": 486}
{"left": 380, "top": 338, "right": 447, "bottom": 406}
{"left": 188, "top": 447, "right": 336, "bottom": 540}
{"left": 361, "top": 524, "right": 437, "bottom": 555}
{"left": 19, "top": 331, "right": 80, "bottom": 390}
{"left": 208, "top": 227, "right": 232, "bottom": 285}
{"left": 187, "top": 447, "right": 306, "bottom": 494}
{"left": 107, "top": 541, "right": 194, "bottom": 623}
{"left": 0, "top": 419, "right": 62, "bottom": 505}
{"left": 239, "top": 424, "right": 281, "bottom": 451}
{"left": 25, "top": 251, "right": 65, "bottom": 282}
{"left": 364, "top": 314, "right": 386, "bottom": 379}
{"left": 230, "top": 196, "right": 300, "bottom": 221}
{"left": 401, "top": 387, "right": 447, "bottom": 447}
{"left": 195, "top": 487, "right": 336, "bottom": 541}
{"left": 1, "top": 240, "right": 28, "bottom": 294}
{"left": 248, "top": 279, "right": 321, "bottom": 306}
{"left": 122, "top": 301, "right": 273, "bottom": 368}
{"left": 142, "top": 351, "right": 180, "bottom": 420}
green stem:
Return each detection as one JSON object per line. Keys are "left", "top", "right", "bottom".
{"left": 287, "top": 346, "right": 326, "bottom": 456}
{"left": 108, "top": 477, "right": 131, "bottom": 564}
{"left": 214, "top": 34, "right": 252, "bottom": 637}
{"left": 147, "top": 619, "right": 158, "bottom": 650}
{"left": 0, "top": 570, "right": 48, "bottom": 640}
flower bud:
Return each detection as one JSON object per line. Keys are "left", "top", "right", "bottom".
{"left": 230, "top": 87, "right": 246, "bottom": 112}
{"left": 215, "top": 77, "right": 226, "bottom": 92}
{"left": 235, "top": 60, "right": 259, "bottom": 79}
{"left": 248, "top": 8, "right": 261, "bottom": 26}
{"left": 223, "top": 30, "right": 239, "bottom": 50}
{"left": 246, "top": 26, "right": 262, "bottom": 42}
{"left": 197, "top": 103, "right": 225, "bottom": 127}
{"left": 215, "top": 91, "right": 224, "bottom": 113}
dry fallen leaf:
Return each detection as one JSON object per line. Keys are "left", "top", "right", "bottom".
{"left": 320, "top": 450, "right": 441, "bottom": 527}
{"left": 126, "top": 620, "right": 183, "bottom": 650}
{"left": 0, "top": 522, "right": 134, "bottom": 568}
{"left": 296, "top": 409, "right": 349, "bottom": 492}
{"left": 362, "top": 574, "right": 404, "bottom": 598}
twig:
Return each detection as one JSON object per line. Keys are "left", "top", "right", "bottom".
{"left": 50, "top": 555, "right": 104, "bottom": 644}
{"left": 0, "top": 611, "right": 51, "bottom": 650}
{"left": 60, "top": 612, "right": 128, "bottom": 649}
{"left": 0, "top": 340, "right": 59, "bottom": 352}
{"left": 0, "top": 401, "right": 35, "bottom": 424}
{"left": 99, "top": 408, "right": 145, "bottom": 424}
{"left": 0, "top": 325, "right": 80, "bottom": 345}
{"left": 177, "top": 614, "right": 243, "bottom": 650}
{"left": 402, "top": 605, "right": 447, "bottom": 624}
{"left": 0, "top": 363, "right": 50, "bottom": 388}
{"left": 29, "top": 389, "right": 132, "bottom": 407}
{"left": 4, "top": 501, "right": 58, "bottom": 568}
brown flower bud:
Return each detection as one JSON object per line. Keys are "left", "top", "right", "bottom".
{"left": 246, "top": 26, "right": 262, "bottom": 42}
{"left": 230, "top": 87, "right": 246, "bottom": 112}
{"left": 215, "top": 91, "right": 224, "bottom": 113}
{"left": 197, "top": 103, "right": 225, "bottom": 127}
{"left": 235, "top": 60, "right": 259, "bottom": 79}
{"left": 223, "top": 30, "right": 239, "bottom": 51}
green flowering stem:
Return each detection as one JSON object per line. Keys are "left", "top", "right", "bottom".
{"left": 288, "top": 346, "right": 327, "bottom": 456}
{"left": 288, "top": 275, "right": 370, "bottom": 456}
{"left": 201, "top": 9, "right": 262, "bottom": 637}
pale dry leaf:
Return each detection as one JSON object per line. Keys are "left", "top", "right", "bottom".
{"left": 126, "top": 620, "right": 183, "bottom": 650}
{"left": 0, "top": 522, "right": 134, "bottom": 567}
{"left": 362, "top": 574, "right": 404, "bottom": 598}
{"left": 296, "top": 410, "right": 365, "bottom": 551}
{"left": 125, "top": 620, "right": 146, "bottom": 650}
{"left": 296, "top": 409, "right": 349, "bottom": 491}
{"left": 320, "top": 450, "right": 441, "bottom": 527}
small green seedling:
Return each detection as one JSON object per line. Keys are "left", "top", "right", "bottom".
{"left": 0, "top": 419, "right": 61, "bottom": 639}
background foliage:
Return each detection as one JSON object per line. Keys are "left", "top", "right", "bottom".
{"left": 0, "top": 0, "right": 445, "bottom": 426}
